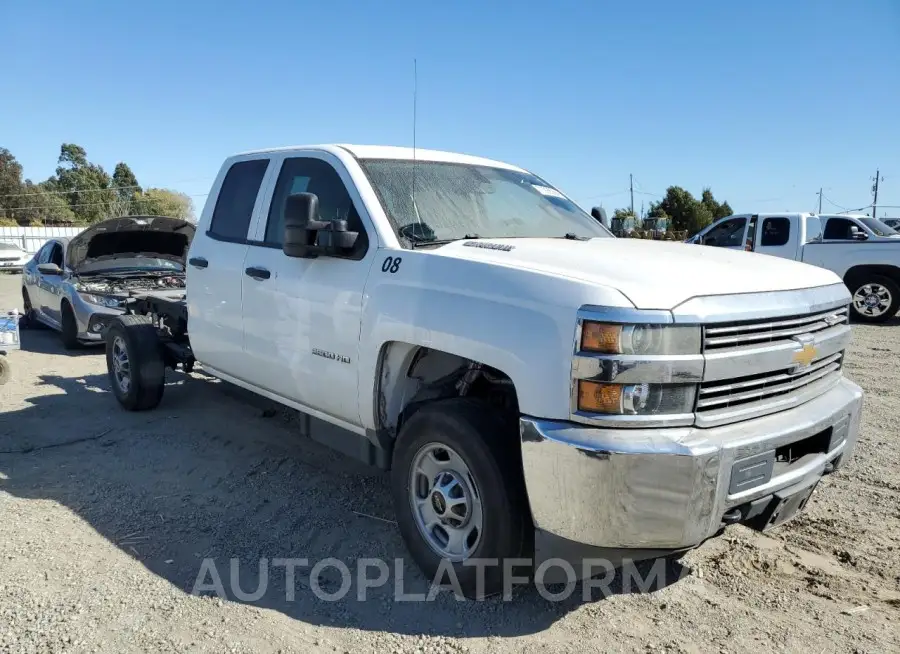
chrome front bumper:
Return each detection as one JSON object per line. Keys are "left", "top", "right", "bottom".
{"left": 520, "top": 377, "right": 863, "bottom": 550}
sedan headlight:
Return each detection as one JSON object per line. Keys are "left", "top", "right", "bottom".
{"left": 78, "top": 293, "right": 122, "bottom": 309}
{"left": 580, "top": 322, "right": 700, "bottom": 355}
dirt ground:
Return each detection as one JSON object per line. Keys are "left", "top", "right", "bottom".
{"left": 1, "top": 272, "right": 898, "bottom": 654}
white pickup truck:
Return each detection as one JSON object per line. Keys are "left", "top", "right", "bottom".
{"left": 688, "top": 212, "right": 900, "bottom": 322}
{"left": 103, "top": 145, "right": 863, "bottom": 595}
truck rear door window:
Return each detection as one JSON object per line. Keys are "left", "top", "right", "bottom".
{"left": 208, "top": 159, "right": 269, "bottom": 242}
{"left": 760, "top": 217, "right": 790, "bottom": 246}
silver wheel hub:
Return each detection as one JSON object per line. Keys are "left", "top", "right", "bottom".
{"left": 410, "top": 443, "right": 483, "bottom": 561}
{"left": 111, "top": 336, "right": 131, "bottom": 394}
{"left": 853, "top": 283, "right": 892, "bottom": 317}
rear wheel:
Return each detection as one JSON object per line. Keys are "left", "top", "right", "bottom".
{"left": 21, "top": 288, "right": 39, "bottom": 329}
{"left": 0, "top": 356, "right": 11, "bottom": 385}
{"left": 105, "top": 315, "right": 165, "bottom": 411}
{"left": 60, "top": 302, "right": 80, "bottom": 349}
{"left": 391, "top": 398, "right": 531, "bottom": 598}
{"left": 848, "top": 275, "right": 900, "bottom": 323}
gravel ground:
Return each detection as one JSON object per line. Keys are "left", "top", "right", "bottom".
{"left": 1, "top": 272, "right": 898, "bottom": 654}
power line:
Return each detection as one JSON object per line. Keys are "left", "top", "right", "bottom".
{"left": 0, "top": 177, "right": 213, "bottom": 199}
{"left": 7, "top": 193, "right": 209, "bottom": 213}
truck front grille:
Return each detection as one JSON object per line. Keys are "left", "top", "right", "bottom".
{"left": 703, "top": 307, "right": 849, "bottom": 351}
{"left": 697, "top": 352, "right": 843, "bottom": 413}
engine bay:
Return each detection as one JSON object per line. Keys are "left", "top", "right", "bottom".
{"left": 75, "top": 274, "right": 186, "bottom": 295}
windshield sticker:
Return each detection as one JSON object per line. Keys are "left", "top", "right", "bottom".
{"left": 532, "top": 185, "right": 566, "bottom": 199}
{"left": 463, "top": 241, "right": 515, "bottom": 252}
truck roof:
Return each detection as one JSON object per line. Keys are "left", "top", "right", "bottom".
{"left": 233, "top": 144, "right": 527, "bottom": 172}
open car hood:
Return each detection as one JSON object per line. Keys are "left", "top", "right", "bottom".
{"left": 66, "top": 215, "right": 196, "bottom": 272}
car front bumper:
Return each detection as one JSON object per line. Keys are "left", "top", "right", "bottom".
{"left": 520, "top": 377, "right": 863, "bottom": 551}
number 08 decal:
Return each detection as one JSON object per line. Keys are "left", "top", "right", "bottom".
{"left": 381, "top": 256, "right": 402, "bottom": 274}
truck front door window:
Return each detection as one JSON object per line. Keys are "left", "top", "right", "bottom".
{"left": 208, "top": 159, "right": 269, "bottom": 242}
{"left": 264, "top": 157, "right": 368, "bottom": 258}
{"left": 823, "top": 218, "right": 861, "bottom": 240}
{"left": 761, "top": 218, "right": 790, "bottom": 247}
{"left": 703, "top": 218, "right": 746, "bottom": 248}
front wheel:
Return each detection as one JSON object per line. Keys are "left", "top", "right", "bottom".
{"left": 391, "top": 398, "right": 532, "bottom": 598}
{"left": 848, "top": 275, "right": 900, "bottom": 323}
{"left": 105, "top": 315, "right": 165, "bottom": 411}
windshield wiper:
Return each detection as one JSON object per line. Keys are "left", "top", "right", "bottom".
{"left": 408, "top": 234, "right": 481, "bottom": 249}
{"left": 562, "top": 233, "right": 589, "bottom": 241}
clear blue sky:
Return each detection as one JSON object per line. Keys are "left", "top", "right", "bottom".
{"left": 2, "top": 0, "right": 898, "bottom": 217}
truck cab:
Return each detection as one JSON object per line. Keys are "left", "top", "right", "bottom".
{"left": 691, "top": 212, "right": 900, "bottom": 322}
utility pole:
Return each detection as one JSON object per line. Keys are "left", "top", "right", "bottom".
{"left": 629, "top": 174, "right": 634, "bottom": 216}
{"left": 818, "top": 187, "right": 822, "bottom": 213}
{"left": 872, "top": 170, "right": 882, "bottom": 218}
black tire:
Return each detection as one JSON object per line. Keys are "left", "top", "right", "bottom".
{"left": 847, "top": 274, "right": 900, "bottom": 323}
{"left": 391, "top": 398, "right": 532, "bottom": 599}
{"left": 21, "top": 287, "right": 39, "bottom": 329}
{"left": 60, "top": 302, "right": 80, "bottom": 349}
{"left": 105, "top": 315, "right": 165, "bottom": 411}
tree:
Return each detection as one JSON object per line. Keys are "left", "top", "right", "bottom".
{"left": 135, "top": 188, "right": 194, "bottom": 221}
{"left": 112, "top": 162, "right": 141, "bottom": 203}
{"left": 648, "top": 186, "right": 718, "bottom": 234}
{"left": 54, "top": 142, "right": 115, "bottom": 223}
{"left": 12, "top": 180, "right": 76, "bottom": 224}
{"left": 0, "top": 148, "right": 24, "bottom": 219}
{"left": 700, "top": 188, "right": 733, "bottom": 221}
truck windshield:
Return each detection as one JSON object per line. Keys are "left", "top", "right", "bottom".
{"left": 359, "top": 159, "right": 612, "bottom": 245}
{"left": 859, "top": 217, "right": 899, "bottom": 237}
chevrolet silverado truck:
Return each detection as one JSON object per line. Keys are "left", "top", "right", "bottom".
{"left": 103, "top": 145, "right": 863, "bottom": 595}
{"left": 688, "top": 212, "right": 900, "bottom": 322}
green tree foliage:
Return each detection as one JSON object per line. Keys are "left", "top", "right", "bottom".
{"left": 0, "top": 148, "right": 24, "bottom": 219}
{"left": 641, "top": 186, "right": 732, "bottom": 235}
{"left": 0, "top": 143, "right": 194, "bottom": 224}
{"left": 135, "top": 188, "right": 194, "bottom": 221}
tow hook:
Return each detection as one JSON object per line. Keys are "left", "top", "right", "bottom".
{"left": 722, "top": 508, "right": 743, "bottom": 524}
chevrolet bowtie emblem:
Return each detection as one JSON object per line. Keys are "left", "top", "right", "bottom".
{"left": 791, "top": 343, "right": 818, "bottom": 368}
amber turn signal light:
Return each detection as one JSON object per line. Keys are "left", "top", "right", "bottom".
{"left": 581, "top": 322, "right": 621, "bottom": 353}
{"left": 577, "top": 381, "right": 623, "bottom": 413}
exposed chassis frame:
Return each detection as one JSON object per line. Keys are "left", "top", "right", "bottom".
{"left": 123, "top": 294, "right": 195, "bottom": 372}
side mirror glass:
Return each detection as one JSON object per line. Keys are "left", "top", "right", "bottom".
{"left": 282, "top": 192, "right": 360, "bottom": 258}
{"left": 851, "top": 227, "right": 868, "bottom": 240}
{"left": 38, "top": 263, "right": 62, "bottom": 275}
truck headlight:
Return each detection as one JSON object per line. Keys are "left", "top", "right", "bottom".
{"left": 577, "top": 381, "right": 696, "bottom": 415}
{"left": 581, "top": 322, "right": 700, "bottom": 355}
{"left": 78, "top": 293, "right": 122, "bottom": 309}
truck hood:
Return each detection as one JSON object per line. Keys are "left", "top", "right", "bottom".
{"left": 433, "top": 237, "right": 841, "bottom": 309}
{"left": 66, "top": 215, "right": 195, "bottom": 272}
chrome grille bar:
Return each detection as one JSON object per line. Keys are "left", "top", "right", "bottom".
{"left": 704, "top": 307, "right": 849, "bottom": 350}
{"left": 698, "top": 355, "right": 842, "bottom": 411}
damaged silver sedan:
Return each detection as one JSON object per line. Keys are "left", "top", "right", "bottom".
{"left": 20, "top": 216, "right": 194, "bottom": 349}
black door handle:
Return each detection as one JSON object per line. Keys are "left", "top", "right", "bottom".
{"left": 245, "top": 266, "right": 271, "bottom": 280}
{"left": 189, "top": 257, "right": 209, "bottom": 269}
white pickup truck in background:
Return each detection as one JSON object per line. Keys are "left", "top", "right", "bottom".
{"left": 101, "top": 144, "right": 863, "bottom": 596}
{"left": 689, "top": 212, "right": 900, "bottom": 322}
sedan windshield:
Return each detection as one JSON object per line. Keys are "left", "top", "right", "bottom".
{"left": 359, "top": 159, "right": 611, "bottom": 245}
{"left": 859, "top": 217, "right": 899, "bottom": 237}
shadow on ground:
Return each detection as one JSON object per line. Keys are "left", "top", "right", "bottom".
{"left": 17, "top": 323, "right": 104, "bottom": 356}
{"left": 0, "top": 340, "right": 690, "bottom": 637}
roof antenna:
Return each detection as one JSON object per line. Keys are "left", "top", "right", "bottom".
{"left": 411, "top": 58, "right": 422, "bottom": 225}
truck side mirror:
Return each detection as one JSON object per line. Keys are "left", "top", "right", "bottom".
{"left": 849, "top": 226, "right": 868, "bottom": 240}
{"left": 591, "top": 206, "right": 610, "bottom": 229}
{"left": 283, "top": 192, "right": 359, "bottom": 258}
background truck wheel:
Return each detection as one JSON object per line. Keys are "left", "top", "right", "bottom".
{"left": 105, "top": 315, "right": 165, "bottom": 411}
{"left": 60, "top": 302, "right": 80, "bottom": 349}
{"left": 848, "top": 275, "right": 900, "bottom": 323}
{"left": 391, "top": 398, "right": 532, "bottom": 598}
